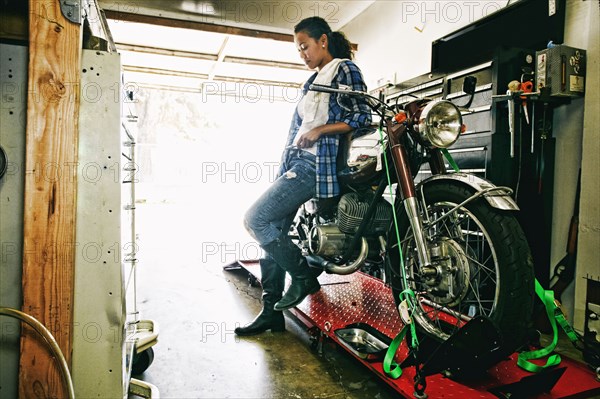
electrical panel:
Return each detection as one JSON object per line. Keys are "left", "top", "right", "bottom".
{"left": 536, "top": 45, "right": 586, "bottom": 97}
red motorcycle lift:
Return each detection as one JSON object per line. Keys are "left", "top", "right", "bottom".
{"left": 225, "top": 259, "right": 600, "bottom": 399}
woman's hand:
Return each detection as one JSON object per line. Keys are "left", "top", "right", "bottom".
{"left": 296, "top": 128, "right": 322, "bottom": 148}
{"left": 296, "top": 122, "right": 353, "bottom": 148}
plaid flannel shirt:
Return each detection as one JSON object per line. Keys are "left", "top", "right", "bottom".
{"left": 280, "top": 60, "right": 372, "bottom": 198}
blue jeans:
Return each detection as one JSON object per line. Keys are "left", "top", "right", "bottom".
{"left": 244, "top": 149, "right": 316, "bottom": 247}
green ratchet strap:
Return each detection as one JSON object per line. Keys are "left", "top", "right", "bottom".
{"left": 377, "top": 127, "right": 419, "bottom": 379}
{"left": 442, "top": 148, "right": 460, "bottom": 172}
{"left": 517, "top": 279, "right": 579, "bottom": 372}
{"left": 383, "top": 289, "right": 419, "bottom": 379}
{"left": 383, "top": 323, "right": 409, "bottom": 378}
{"left": 555, "top": 305, "right": 579, "bottom": 343}
{"left": 400, "top": 289, "right": 419, "bottom": 351}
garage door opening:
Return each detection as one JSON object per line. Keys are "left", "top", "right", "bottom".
{"left": 129, "top": 84, "right": 304, "bottom": 265}
{"left": 107, "top": 18, "right": 313, "bottom": 267}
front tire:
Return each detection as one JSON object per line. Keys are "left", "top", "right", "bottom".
{"left": 387, "top": 181, "right": 534, "bottom": 353}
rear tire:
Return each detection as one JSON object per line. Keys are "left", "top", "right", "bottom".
{"left": 387, "top": 181, "right": 534, "bottom": 353}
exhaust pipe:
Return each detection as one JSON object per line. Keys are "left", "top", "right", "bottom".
{"left": 306, "top": 237, "right": 369, "bottom": 275}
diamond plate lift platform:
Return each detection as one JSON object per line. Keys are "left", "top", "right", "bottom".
{"left": 225, "top": 259, "right": 600, "bottom": 399}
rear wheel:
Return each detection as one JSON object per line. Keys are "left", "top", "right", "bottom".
{"left": 387, "top": 182, "right": 534, "bottom": 352}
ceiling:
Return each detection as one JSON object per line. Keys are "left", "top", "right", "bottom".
{"left": 98, "top": 0, "right": 376, "bottom": 92}
{"left": 100, "top": 0, "right": 375, "bottom": 33}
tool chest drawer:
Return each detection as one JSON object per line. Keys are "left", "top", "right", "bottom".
{"left": 446, "top": 132, "right": 492, "bottom": 174}
{"left": 416, "top": 132, "right": 492, "bottom": 180}
{"left": 384, "top": 62, "right": 495, "bottom": 177}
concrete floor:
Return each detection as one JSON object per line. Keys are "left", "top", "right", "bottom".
{"left": 130, "top": 201, "right": 399, "bottom": 399}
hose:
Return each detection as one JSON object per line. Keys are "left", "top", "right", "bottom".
{"left": 0, "top": 145, "right": 7, "bottom": 179}
{"left": 0, "top": 307, "right": 75, "bottom": 399}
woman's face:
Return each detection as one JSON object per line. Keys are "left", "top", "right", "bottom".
{"left": 294, "top": 31, "right": 331, "bottom": 70}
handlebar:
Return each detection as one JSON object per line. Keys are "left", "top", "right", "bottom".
{"left": 309, "top": 84, "right": 393, "bottom": 115}
{"left": 309, "top": 83, "right": 365, "bottom": 96}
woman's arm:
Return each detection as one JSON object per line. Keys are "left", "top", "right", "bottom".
{"left": 295, "top": 121, "right": 352, "bottom": 148}
{"left": 335, "top": 61, "right": 372, "bottom": 132}
{"left": 296, "top": 61, "right": 370, "bottom": 148}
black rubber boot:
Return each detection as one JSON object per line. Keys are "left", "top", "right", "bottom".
{"left": 263, "top": 239, "right": 321, "bottom": 311}
{"left": 235, "top": 259, "right": 286, "bottom": 336}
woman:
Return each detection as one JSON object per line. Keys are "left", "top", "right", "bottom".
{"left": 236, "top": 16, "right": 371, "bottom": 336}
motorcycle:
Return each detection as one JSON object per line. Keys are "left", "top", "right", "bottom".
{"left": 290, "top": 77, "right": 535, "bottom": 359}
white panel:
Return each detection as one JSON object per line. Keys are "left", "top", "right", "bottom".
{"left": 72, "top": 50, "right": 126, "bottom": 398}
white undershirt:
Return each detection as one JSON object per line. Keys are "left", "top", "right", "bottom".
{"left": 293, "top": 95, "right": 317, "bottom": 155}
{"left": 292, "top": 58, "right": 347, "bottom": 157}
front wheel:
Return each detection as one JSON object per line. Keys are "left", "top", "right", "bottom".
{"left": 387, "top": 181, "right": 534, "bottom": 353}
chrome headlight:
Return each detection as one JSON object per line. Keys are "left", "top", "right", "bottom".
{"left": 416, "top": 101, "right": 462, "bottom": 148}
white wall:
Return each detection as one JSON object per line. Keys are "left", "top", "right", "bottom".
{"left": 342, "top": 0, "right": 506, "bottom": 88}
{"left": 562, "top": 1, "right": 599, "bottom": 331}
{"left": 344, "top": 0, "right": 600, "bottom": 331}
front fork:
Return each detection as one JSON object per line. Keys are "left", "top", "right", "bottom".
{"left": 389, "top": 140, "right": 432, "bottom": 269}
{"left": 403, "top": 196, "right": 431, "bottom": 268}
{"left": 387, "top": 120, "right": 450, "bottom": 270}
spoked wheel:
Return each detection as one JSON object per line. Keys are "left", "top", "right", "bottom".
{"left": 387, "top": 182, "right": 535, "bottom": 353}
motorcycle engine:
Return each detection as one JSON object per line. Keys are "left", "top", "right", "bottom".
{"left": 338, "top": 192, "right": 392, "bottom": 234}
{"left": 309, "top": 192, "right": 392, "bottom": 257}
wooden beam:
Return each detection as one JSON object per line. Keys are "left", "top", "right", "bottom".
{"left": 103, "top": 10, "right": 358, "bottom": 50}
{"left": 104, "top": 9, "right": 295, "bottom": 42}
{"left": 20, "top": 0, "right": 82, "bottom": 397}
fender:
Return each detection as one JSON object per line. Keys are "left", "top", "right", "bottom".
{"left": 419, "top": 172, "right": 519, "bottom": 211}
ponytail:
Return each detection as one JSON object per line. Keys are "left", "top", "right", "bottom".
{"left": 328, "top": 31, "right": 353, "bottom": 60}
{"left": 294, "top": 16, "right": 354, "bottom": 60}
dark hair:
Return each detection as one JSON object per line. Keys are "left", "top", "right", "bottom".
{"left": 294, "top": 16, "right": 353, "bottom": 60}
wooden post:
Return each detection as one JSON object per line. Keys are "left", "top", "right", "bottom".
{"left": 20, "top": 1, "right": 82, "bottom": 397}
